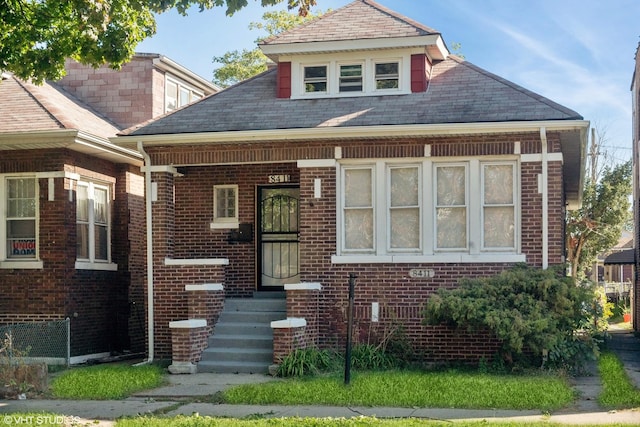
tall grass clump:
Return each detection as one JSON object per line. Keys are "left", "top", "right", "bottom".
{"left": 598, "top": 351, "right": 640, "bottom": 409}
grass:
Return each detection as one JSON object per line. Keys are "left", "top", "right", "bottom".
{"left": 597, "top": 351, "right": 640, "bottom": 409}
{"left": 49, "top": 363, "right": 165, "bottom": 399}
{"left": 223, "top": 369, "right": 574, "bottom": 411}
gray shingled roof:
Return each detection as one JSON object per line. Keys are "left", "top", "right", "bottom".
{"left": 260, "top": 0, "right": 439, "bottom": 45}
{"left": 124, "top": 55, "right": 582, "bottom": 137}
{"left": 0, "top": 74, "right": 120, "bottom": 138}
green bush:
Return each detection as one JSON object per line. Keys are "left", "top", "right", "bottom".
{"left": 423, "top": 264, "right": 601, "bottom": 369}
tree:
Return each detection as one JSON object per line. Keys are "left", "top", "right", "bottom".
{"left": 0, "top": 0, "right": 318, "bottom": 84}
{"left": 212, "top": 9, "right": 323, "bottom": 87}
{"left": 566, "top": 131, "right": 632, "bottom": 280}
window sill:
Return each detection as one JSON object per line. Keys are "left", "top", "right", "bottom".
{"left": 210, "top": 221, "right": 239, "bottom": 230}
{"left": 75, "top": 261, "right": 118, "bottom": 271}
{"left": 0, "top": 260, "right": 44, "bottom": 270}
{"left": 331, "top": 253, "right": 526, "bottom": 264}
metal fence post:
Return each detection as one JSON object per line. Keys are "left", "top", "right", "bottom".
{"left": 344, "top": 273, "right": 357, "bottom": 385}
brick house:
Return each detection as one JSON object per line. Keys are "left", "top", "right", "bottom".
{"left": 116, "top": 0, "right": 589, "bottom": 370}
{"left": 0, "top": 55, "right": 216, "bottom": 362}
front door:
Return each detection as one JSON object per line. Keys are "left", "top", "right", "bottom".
{"left": 257, "top": 186, "right": 300, "bottom": 291}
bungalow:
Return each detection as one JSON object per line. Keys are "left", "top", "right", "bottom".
{"left": 0, "top": 55, "right": 217, "bottom": 363}
{"left": 115, "top": 0, "right": 589, "bottom": 372}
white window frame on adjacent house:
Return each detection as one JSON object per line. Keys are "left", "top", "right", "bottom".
{"left": 0, "top": 175, "right": 41, "bottom": 269}
{"left": 334, "top": 158, "right": 523, "bottom": 264}
{"left": 75, "top": 180, "right": 117, "bottom": 271}
{"left": 211, "top": 184, "right": 239, "bottom": 229}
{"left": 165, "top": 76, "right": 204, "bottom": 113}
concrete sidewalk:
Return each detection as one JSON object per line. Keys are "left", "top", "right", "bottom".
{"left": 1, "top": 325, "right": 639, "bottom": 425}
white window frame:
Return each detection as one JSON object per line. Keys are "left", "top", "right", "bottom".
{"left": 338, "top": 62, "right": 364, "bottom": 93}
{"left": 373, "top": 60, "right": 401, "bottom": 92}
{"left": 75, "top": 180, "right": 117, "bottom": 271}
{"left": 481, "top": 162, "right": 518, "bottom": 252}
{"left": 211, "top": 184, "right": 239, "bottom": 229}
{"left": 165, "top": 76, "right": 205, "bottom": 113}
{"left": 0, "top": 175, "right": 41, "bottom": 269}
{"left": 292, "top": 52, "right": 410, "bottom": 99}
{"left": 387, "top": 164, "right": 422, "bottom": 253}
{"left": 302, "top": 64, "right": 329, "bottom": 95}
{"left": 334, "top": 158, "right": 523, "bottom": 264}
{"left": 433, "top": 162, "right": 469, "bottom": 252}
{"left": 341, "top": 165, "right": 375, "bottom": 254}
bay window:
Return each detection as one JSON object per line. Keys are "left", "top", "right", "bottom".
{"left": 337, "top": 159, "right": 520, "bottom": 262}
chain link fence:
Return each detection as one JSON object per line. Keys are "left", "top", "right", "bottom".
{"left": 0, "top": 319, "right": 70, "bottom": 366}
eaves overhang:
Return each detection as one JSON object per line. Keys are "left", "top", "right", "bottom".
{"left": 115, "top": 119, "right": 588, "bottom": 208}
{"left": 259, "top": 34, "right": 448, "bottom": 63}
{"left": 153, "top": 55, "right": 220, "bottom": 93}
{"left": 0, "top": 129, "right": 144, "bottom": 166}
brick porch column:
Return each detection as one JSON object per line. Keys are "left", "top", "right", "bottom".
{"left": 168, "top": 319, "right": 208, "bottom": 374}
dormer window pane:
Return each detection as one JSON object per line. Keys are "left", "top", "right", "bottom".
{"left": 340, "top": 64, "right": 362, "bottom": 92}
{"left": 304, "top": 66, "right": 327, "bottom": 93}
{"left": 375, "top": 62, "right": 399, "bottom": 89}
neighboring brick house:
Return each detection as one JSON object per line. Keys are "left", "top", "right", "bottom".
{"left": 117, "top": 0, "right": 589, "bottom": 365}
{"left": 0, "top": 55, "right": 216, "bottom": 362}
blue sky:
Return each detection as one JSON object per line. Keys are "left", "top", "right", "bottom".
{"left": 137, "top": 0, "right": 639, "bottom": 162}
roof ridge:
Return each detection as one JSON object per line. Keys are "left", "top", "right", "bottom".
{"left": 259, "top": 3, "right": 345, "bottom": 45}
{"left": 360, "top": 0, "right": 439, "bottom": 35}
{"left": 449, "top": 56, "right": 583, "bottom": 120}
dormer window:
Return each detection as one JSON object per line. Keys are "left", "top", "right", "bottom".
{"left": 304, "top": 66, "right": 327, "bottom": 93}
{"left": 291, "top": 53, "right": 415, "bottom": 99}
{"left": 375, "top": 62, "right": 399, "bottom": 90}
{"left": 339, "top": 64, "right": 363, "bottom": 92}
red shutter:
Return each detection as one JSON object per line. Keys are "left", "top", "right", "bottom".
{"left": 277, "top": 62, "right": 292, "bottom": 99}
{"left": 411, "top": 54, "right": 431, "bottom": 93}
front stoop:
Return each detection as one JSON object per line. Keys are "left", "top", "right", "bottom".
{"left": 198, "top": 295, "right": 286, "bottom": 374}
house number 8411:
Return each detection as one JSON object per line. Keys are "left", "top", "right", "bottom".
{"left": 268, "top": 174, "right": 291, "bottom": 183}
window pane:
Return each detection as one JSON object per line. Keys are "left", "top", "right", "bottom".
{"left": 345, "top": 169, "right": 372, "bottom": 207}
{"left": 437, "top": 166, "right": 465, "bottom": 205}
{"left": 76, "top": 186, "right": 89, "bottom": 222}
{"left": 166, "top": 81, "right": 178, "bottom": 111}
{"left": 390, "top": 208, "right": 419, "bottom": 248}
{"left": 94, "top": 188, "right": 108, "bottom": 225}
{"left": 339, "top": 64, "right": 362, "bottom": 92}
{"left": 484, "top": 165, "right": 514, "bottom": 204}
{"left": 390, "top": 167, "right": 418, "bottom": 206}
{"left": 304, "top": 66, "right": 327, "bottom": 93}
{"left": 484, "top": 206, "right": 515, "bottom": 248}
{"left": 179, "top": 87, "right": 190, "bottom": 107}
{"left": 345, "top": 210, "right": 373, "bottom": 249}
{"left": 77, "top": 224, "right": 89, "bottom": 259}
{"left": 436, "top": 207, "right": 466, "bottom": 248}
{"left": 7, "top": 178, "right": 36, "bottom": 217}
{"left": 7, "top": 220, "right": 36, "bottom": 258}
{"left": 215, "top": 187, "right": 236, "bottom": 219}
{"left": 375, "top": 62, "right": 399, "bottom": 89}
{"left": 95, "top": 225, "right": 108, "bottom": 260}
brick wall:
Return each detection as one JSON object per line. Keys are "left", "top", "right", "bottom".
{"left": 0, "top": 149, "right": 141, "bottom": 357}
{"left": 146, "top": 131, "right": 567, "bottom": 363}
{"left": 58, "top": 57, "right": 160, "bottom": 130}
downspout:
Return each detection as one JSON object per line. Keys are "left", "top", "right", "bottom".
{"left": 540, "top": 127, "right": 549, "bottom": 270}
{"left": 136, "top": 141, "right": 154, "bottom": 364}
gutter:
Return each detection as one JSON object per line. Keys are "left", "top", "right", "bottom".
{"left": 135, "top": 141, "right": 155, "bottom": 365}
{"left": 540, "top": 127, "right": 549, "bottom": 270}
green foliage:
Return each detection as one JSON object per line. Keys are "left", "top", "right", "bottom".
{"left": 277, "top": 347, "right": 338, "bottom": 377}
{"left": 212, "top": 9, "right": 324, "bottom": 87}
{"left": 0, "top": 0, "right": 318, "bottom": 83}
{"left": 423, "top": 264, "right": 600, "bottom": 368}
{"left": 566, "top": 159, "right": 632, "bottom": 280}
{"left": 350, "top": 344, "right": 396, "bottom": 371}
{"left": 224, "top": 369, "right": 574, "bottom": 410}
{"left": 50, "top": 363, "right": 164, "bottom": 399}
{"left": 597, "top": 351, "right": 640, "bottom": 409}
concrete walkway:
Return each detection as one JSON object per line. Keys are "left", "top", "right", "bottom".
{"left": 1, "top": 325, "right": 639, "bottom": 425}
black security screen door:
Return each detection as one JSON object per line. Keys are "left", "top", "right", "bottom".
{"left": 258, "top": 186, "right": 300, "bottom": 290}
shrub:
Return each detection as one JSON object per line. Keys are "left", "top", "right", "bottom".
{"left": 423, "top": 264, "right": 601, "bottom": 369}
{"left": 277, "top": 348, "right": 338, "bottom": 377}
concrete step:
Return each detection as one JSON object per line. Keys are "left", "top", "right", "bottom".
{"left": 212, "top": 321, "right": 274, "bottom": 336}
{"left": 218, "top": 310, "right": 285, "bottom": 324}
{"left": 199, "top": 347, "right": 273, "bottom": 363}
{"left": 198, "top": 360, "right": 271, "bottom": 374}
{"left": 224, "top": 297, "right": 286, "bottom": 313}
{"left": 208, "top": 334, "right": 273, "bottom": 349}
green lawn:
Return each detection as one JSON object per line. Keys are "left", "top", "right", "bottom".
{"left": 597, "top": 351, "right": 640, "bottom": 409}
{"left": 49, "top": 363, "right": 164, "bottom": 400}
